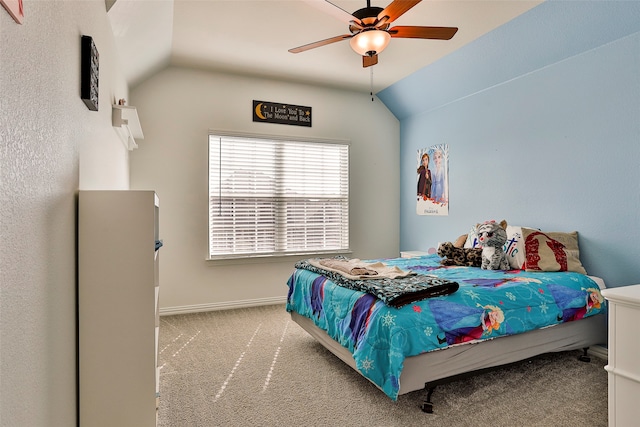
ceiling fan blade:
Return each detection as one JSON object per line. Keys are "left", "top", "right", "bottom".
{"left": 363, "top": 54, "right": 378, "bottom": 68}
{"left": 377, "top": 0, "right": 421, "bottom": 23}
{"left": 302, "top": 0, "right": 358, "bottom": 24}
{"left": 389, "top": 26, "right": 458, "bottom": 40}
{"left": 325, "top": 0, "right": 359, "bottom": 21}
{"left": 289, "top": 34, "right": 353, "bottom": 54}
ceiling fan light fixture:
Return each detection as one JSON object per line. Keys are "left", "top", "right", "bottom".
{"left": 349, "top": 29, "right": 391, "bottom": 57}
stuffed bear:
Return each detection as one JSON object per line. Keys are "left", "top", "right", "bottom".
{"left": 437, "top": 242, "right": 483, "bottom": 267}
{"left": 476, "top": 220, "right": 510, "bottom": 270}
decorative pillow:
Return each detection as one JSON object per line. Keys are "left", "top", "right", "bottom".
{"left": 521, "top": 228, "right": 587, "bottom": 274}
{"left": 503, "top": 225, "right": 526, "bottom": 270}
{"left": 464, "top": 223, "right": 527, "bottom": 270}
{"left": 463, "top": 225, "right": 480, "bottom": 248}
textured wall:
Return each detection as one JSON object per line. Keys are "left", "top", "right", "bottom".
{"left": 0, "top": 2, "right": 129, "bottom": 425}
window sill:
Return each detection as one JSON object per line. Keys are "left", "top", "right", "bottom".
{"left": 206, "top": 250, "right": 352, "bottom": 266}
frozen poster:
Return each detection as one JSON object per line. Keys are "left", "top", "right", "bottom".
{"left": 416, "top": 144, "right": 449, "bottom": 216}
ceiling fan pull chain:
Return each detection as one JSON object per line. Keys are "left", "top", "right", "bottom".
{"left": 370, "top": 67, "right": 374, "bottom": 102}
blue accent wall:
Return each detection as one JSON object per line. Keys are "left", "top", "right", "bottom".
{"left": 378, "top": 1, "right": 640, "bottom": 287}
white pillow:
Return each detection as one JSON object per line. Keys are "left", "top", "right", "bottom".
{"left": 503, "top": 225, "right": 526, "bottom": 270}
{"left": 463, "top": 224, "right": 480, "bottom": 248}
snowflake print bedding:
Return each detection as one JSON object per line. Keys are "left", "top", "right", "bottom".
{"left": 285, "top": 254, "right": 605, "bottom": 400}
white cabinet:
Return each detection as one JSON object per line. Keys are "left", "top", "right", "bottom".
{"left": 601, "top": 284, "right": 640, "bottom": 427}
{"left": 79, "top": 190, "right": 160, "bottom": 427}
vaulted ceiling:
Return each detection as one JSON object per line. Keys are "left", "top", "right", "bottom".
{"left": 108, "top": 0, "right": 542, "bottom": 93}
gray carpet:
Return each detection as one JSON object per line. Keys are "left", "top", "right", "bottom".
{"left": 158, "top": 304, "right": 608, "bottom": 426}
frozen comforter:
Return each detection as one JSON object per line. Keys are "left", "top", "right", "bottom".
{"left": 285, "top": 254, "right": 605, "bottom": 400}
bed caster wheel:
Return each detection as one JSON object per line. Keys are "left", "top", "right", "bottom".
{"left": 421, "top": 402, "right": 433, "bottom": 413}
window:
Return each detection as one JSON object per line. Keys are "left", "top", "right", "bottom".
{"left": 208, "top": 132, "right": 349, "bottom": 259}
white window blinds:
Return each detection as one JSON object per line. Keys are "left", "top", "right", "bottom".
{"left": 208, "top": 133, "right": 349, "bottom": 259}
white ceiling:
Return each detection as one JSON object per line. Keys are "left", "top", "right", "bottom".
{"left": 108, "top": 0, "right": 542, "bottom": 93}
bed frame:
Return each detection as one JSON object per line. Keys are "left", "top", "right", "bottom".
{"left": 290, "top": 310, "right": 607, "bottom": 412}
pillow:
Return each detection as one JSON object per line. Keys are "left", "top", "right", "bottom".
{"left": 521, "top": 228, "right": 587, "bottom": 274}
{"left": 464, "top": 223, "right": 527, "bottom": 270}
{"left": 463, "top": 225, "right": 480, "bottom": 248}
{"left": 503, "top": 225, "right": 526, "bottom": 270}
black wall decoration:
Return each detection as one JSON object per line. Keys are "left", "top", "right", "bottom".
{"left": 81, "top": 35, "right": 99, "bottom": 111}
{"left": 253, "top": 100, "right": 312, "bottom": 127}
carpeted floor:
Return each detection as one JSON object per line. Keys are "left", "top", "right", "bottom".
{"left": 158, "top": 304, "right": 608, "bottom": 426}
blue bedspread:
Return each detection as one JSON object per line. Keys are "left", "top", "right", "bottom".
{"left": 285, "top": 254, "right": 605, "bottom": 400}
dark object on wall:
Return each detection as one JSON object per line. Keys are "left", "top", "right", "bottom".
{"left": 81, "top": 35, "right": 99, "bottom": 111}
{"left": 253, "top": 100, "right": 312, "bottom": 127}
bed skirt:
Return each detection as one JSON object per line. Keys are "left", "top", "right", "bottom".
{"left": 290, "top": 311, "right": 607, "bottom": 395}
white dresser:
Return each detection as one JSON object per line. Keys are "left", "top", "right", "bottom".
{"left": 601, "top": 284, "right": 640, "bottom": 427}
{"left": 79, "top": 190, "right": 160, "bottom": 427}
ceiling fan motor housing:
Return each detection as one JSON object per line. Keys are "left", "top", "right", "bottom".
{"left": 352, "top": 6, "right": 383, "bottom": 20}
{"left": 349, "top": 6, "right": 390, "bottom": 33}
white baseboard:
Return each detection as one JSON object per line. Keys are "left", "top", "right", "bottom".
{"left": 588, "top": 344, "right": 608, "bottom": 361}
{"left": 159, "top": 296, "right": 287, "bottom": 316}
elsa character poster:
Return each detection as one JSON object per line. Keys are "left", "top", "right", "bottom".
{"left": 416, "top": 144, "right": 449, "bottom": 216}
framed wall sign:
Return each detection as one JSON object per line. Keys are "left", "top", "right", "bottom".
{"left": 81, "top": 35, "right": 99, "bottom": 111}
{"left": 253, "top": 100, "right": 312, "bottom": 127}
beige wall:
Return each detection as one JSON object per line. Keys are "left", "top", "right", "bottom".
{"left": 0, "top": 2, "right": 130, "bottom": 425}
{"left": 130, "top": 67, "right": 400, "bottom": 313}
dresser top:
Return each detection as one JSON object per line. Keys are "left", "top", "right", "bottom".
{"left": 601, "top": 284, "right": 640, "bottom": 305}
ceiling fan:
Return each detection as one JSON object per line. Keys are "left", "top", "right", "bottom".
{"left": 289, "top": 0, "right": 458, "bottom": 68}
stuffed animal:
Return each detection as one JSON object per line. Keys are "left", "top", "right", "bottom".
{"left": 437, "top": 242, "right": 483, "bottom": 267}
{"left": 476, "top": 220, "right": 510, "bottom": 270}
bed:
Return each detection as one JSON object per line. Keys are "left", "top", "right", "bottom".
{"left": 285, "top": 252, "right": 607, "bottom": 412}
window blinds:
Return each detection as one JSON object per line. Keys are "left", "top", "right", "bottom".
{"left": 208, "top": 133, "right": 349, "bottom": 258}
